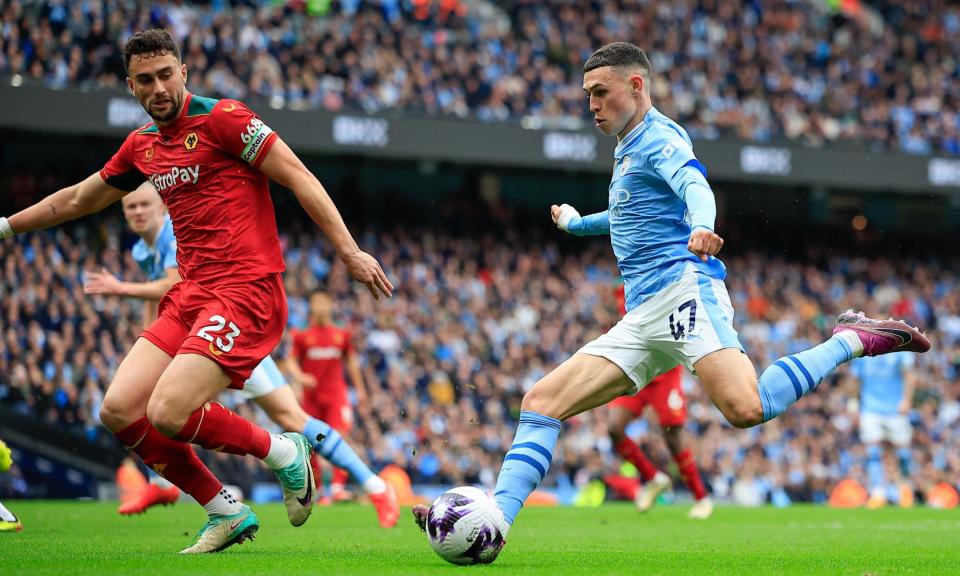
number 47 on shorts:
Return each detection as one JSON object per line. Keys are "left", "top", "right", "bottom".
{"left": 669, "top": 299, "right": 696, "bottom": 341}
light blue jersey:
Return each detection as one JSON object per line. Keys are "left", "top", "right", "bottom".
{"left": 851, "top": 352, "right": 915, "bottom": 415}
{"left": 131, "top": 215, "right": 178, "bottom": 281}
{"left": 612, "top": 108, "right": 726, "bottom": 310}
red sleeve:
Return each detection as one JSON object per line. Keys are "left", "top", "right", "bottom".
{"left": 208, "top": 99, "right": 279, "bottom": 169}
{"left": 99, "top": 131, "right": 146, "bottom": 192}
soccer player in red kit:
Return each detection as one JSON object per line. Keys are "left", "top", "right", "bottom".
{"left": 607, "top": 284, "right": 713, "bottom": 519}
{"left": 287, "top": 291, "right": 366, "bottom": 502}
{"left": 0, "top": 29, "right": 392, "bottom": 553}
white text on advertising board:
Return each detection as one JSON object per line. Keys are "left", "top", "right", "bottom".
{"left": 543, "top": 132, "right": 597, "bottom": 162}
{"left": 929, "top": 158, "right": 960, "bottom": 187}
{"left": 333, "top": 116, "right": 389, "bottom": 148}
{"left": 740, "top": 146, "right": 791, "bottom": 176}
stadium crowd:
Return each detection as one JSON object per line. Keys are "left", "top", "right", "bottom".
{"left": 1, "top": 213, "right": 958, "bottom": 505}
{"left": 1, "top": 0, "right": 958, "bottom": 156}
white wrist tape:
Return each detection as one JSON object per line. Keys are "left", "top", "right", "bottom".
{"left": 556, "top": 204, "right": 580, "bottom": 232}
{"left": 0, "top": 217, "right": 13, "bottom": 240}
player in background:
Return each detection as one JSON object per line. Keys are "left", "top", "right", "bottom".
{"left": 0, "top": 29, "right": 392, "bottom": 553}
{"left": 84, "top": 183, "right": 398, "bottom": 527}
{"left": 608, "top": 367, "right": 712, "bottom": 519}
{"left": 0, "top": 439, "right": 22, "bottom": 532}
{"left": 414, "top": 42, "right": 929, "bottom": 544}
{"left": 285, "top": 291, "right": 367, "bottom": 504}
{"left": 848, "top": 351, "right": 918, "bottom": 508}
{"left": 606, "top": 284, "right": 712, "bottom": 519}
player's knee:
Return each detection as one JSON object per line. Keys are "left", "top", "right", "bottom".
{"left": 99, "top": 396, "right": 137, "bottom": 432}
{"left": 607, "top": 421, "right": 626, "bottom": 441}
{"left": 520, "top": 386, "right": 560, "bottom": 419}
{"left": 146, "top": 399, "right": 188, "bottom": 437}
{"left": 723, "top": 401, "right": 763, "bottom": 429}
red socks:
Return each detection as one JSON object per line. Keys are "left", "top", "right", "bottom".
{"left": 615, "top": 437, "right": 659, "bottom": 482}
{"left": 173, "top": 401, "right": 272, "bottom": 459}
{"left": 674, "top": 449, "right": 708, "bottom": 500}
{"left": 114, "top": 417, "right": 221, "bottom": 505}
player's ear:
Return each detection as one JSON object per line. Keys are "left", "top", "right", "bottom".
{"left": 126, "top": 76, "right": 135, "bottom": 96}
{"left": 630, "top": 74, "right": 644, "bottom": 96}
{"left": 181, "top": 63, "right": 187, "bottom": 84}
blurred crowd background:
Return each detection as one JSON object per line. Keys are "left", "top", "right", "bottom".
{"left": 1, "top": 0, "right": 958, "bottom": 155}
{"left": 2, "top": 207, "right": 958, "bottom": 506}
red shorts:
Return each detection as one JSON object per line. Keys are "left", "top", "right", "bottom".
{"left": 304, "top": 399, "right": 353, "bottom": 433}
{"left": 142, "top": 274, "right": 288, "bottom": 389}
{"left": 609, "top": 366, "right": 686, "bottom": 427}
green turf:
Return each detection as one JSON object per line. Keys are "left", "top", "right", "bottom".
{"left": 0, "top": 501, "right": 957, "bottom": 575}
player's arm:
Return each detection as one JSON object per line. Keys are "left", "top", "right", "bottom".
{"left": 674, "top": 167, "right": 722, "bottom": 262}
{"left": 284, "top": 334, "right": 318, "bottom": 387}
{"left": 257, "top": 139, "right": 393, "bottom": 300}
{"left": 550, "top": 204, "right": 610, "bottom": 236}
{"left": 285, "top": 355, "right": 317, "bottom": 387}
{"left": 1, "top": 173, "right": 127, "bottom": 239}
{"left": 84, "top": 267, "right": 181, "bottom": 300}
{"left": 650, "top": 135, "right": 723, "bottom": 261}
{"left": 344, "top": 349, "right": 369, "bottom": 409}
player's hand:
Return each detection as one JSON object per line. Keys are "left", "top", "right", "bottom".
{"left": 898, "top": 399, "right": 911, "bottom": 415}
{"left": 687, "top": 228, "right": 724, "bottom": 262}
{"left": 83, "top": 268, "right": 124, "bottom": 296}
{"left": 296, "top": 373, "right": 318, "bottom": 388}
{"left": 551, "top": 204, "right": 580, "bottom": 232}
{"left": 341, "top": 249, "right": 393, "bottom": 301}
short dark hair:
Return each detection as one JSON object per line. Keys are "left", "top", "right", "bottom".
{"left": 583, "top": 42, "right": 652, "bottom": 77}
{"left": 123, "top": 29, "right": 180, "bottom": 73}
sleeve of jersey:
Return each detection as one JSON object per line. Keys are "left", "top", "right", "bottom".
{"left": 648, "top": 130, "right": 715, "bottom": 231}
{"left": 162, "top": 235, "right": 178, "bottom": 271}
{"left": 210, "top": 100, "right": 279, "bottom": 169}
{"left": 99, "top": 133, "right": 147, "bottom": 192}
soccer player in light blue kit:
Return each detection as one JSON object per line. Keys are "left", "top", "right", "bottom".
{"left": 84, "top": 183, "right": 398, "bottom": 526}
{"left": 413, "top": 42, "right": 930, "bottom": 547}
{"left": 849, "top": 351, "right": 917, "bottom": 507}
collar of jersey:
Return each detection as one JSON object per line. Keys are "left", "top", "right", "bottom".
{"left": 615, "top": 107, "right": 660, "bottom": 157}
{"left": 157, "top": 92, "right": 193, "bottom": 136}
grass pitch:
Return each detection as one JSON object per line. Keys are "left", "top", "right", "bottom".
{"left": 0, "top": 501, "right": 956, "bottom": 575}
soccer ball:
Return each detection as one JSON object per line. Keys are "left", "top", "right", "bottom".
{"left": 425, "top": 486, "right": 507, "bottom": 565}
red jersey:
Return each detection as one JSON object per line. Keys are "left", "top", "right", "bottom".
{"left": 100, "top": 93, "right": 284, "bottom": 286}
{"left": 292, "top": 325, "right": 353, "bottom": 403}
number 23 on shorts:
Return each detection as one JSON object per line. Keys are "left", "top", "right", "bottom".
{"left": 196, "top": 314, "right": 241, "bottom": 355}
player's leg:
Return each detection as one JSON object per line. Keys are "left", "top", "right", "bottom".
{"left": 686, "top": 275, "right": 924, "bottom": 428}
{"left": 0, "top": 500, "right": 21, "bottom": 532}
{"left": 151, "top": 276, "right": 316, "bottom": 532}
{"left": 608, "top": 400, "right": 660, "bottom": 486}
{"left": 489, "top": 353, "right": 635, "bottom": 528}
{"left": 661, "top": 427, "right": 712, "bottom": 518}
{"left": 252, "top": 380, "right": 397, "bottom": 525}
{"left": 101, "top": 338, "right": 226, "bottom": 517}
{"left": 890, "top": 415, "right": 915, "bottom": 507}
{"left": 147, "top": 352, "right": 315, "bottom": 528}
{"left": 607, "top": 392, "right": 671, "bottom": 512}
{"left": 859, "top": 412, "right": 887, "bottom": 507}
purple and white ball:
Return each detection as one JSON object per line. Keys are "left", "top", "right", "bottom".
{"left": 425, "top": 486, "right": 507, "bottom": 565}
